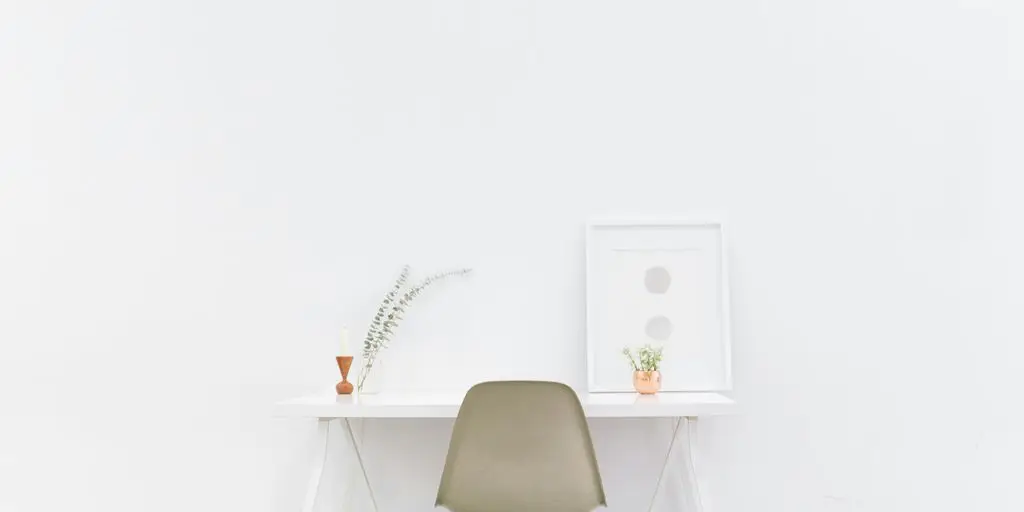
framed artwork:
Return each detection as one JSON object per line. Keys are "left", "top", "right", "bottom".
{"left": 586, "top": 218, "right": 732, "bottom": 393}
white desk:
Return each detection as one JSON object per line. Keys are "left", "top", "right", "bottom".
{"left": 275, "top": 391, "right": 736, "bottom": 512}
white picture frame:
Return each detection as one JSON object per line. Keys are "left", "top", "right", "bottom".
{"left": 586, "top": 217, "right": 732, "bottom": 393}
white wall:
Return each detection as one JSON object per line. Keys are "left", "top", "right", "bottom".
{"left": 2, "top": 1, "right": 1023, "bottom": 511}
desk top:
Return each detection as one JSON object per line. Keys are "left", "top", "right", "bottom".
{"left": 274, "top": 391, "right": 736, "bottom": 419}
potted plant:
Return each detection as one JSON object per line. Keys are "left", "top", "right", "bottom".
{"left": 622, "top": 345, "right": 664, "bottom": 394}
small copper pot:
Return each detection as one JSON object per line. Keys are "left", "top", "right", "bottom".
{"left": 633, "top": 370, "right": 661, "bottom": 395}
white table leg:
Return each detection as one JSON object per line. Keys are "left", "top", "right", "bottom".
{"left": 341, "top": 418, "right": 379, "bottom": 512}
{"left": 647, "top": 417, "right": 683, "bottom": 512}
{"left": 678, "top": 417, "right": 705, "bottom": 512}
{"left": 338, "top": 419, "right": 359, "bottom": 511}
{"left": 301, "top": 419, "right": 331, "bottom": 512}
{"left": 648, "top": 417, "right": 705, "bottom": 512}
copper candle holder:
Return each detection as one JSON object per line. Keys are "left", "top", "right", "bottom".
{"left": 335, "top": 356, "right": 354, "bottom": 395}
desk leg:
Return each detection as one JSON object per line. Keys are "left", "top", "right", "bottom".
{"left": 301, "top": 419, "right": 331, "bottom": 512}
{"left": 678, "top": 417, "right": 705, "bottom": 512}
{"left": 648, "top": 417, "right": 705, "bottom": 512}
{"left": 647, "top": 417, "right": 682, "bottom": 512}
{"left": 341, "top": 418, "right": 379, "bottom": 512}
{"left": 338, "top": 423, "right": 354, "bottom": 511}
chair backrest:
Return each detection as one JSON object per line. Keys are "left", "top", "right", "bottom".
{"left": 435, "top": 381, "right": 607, "bottom": 512}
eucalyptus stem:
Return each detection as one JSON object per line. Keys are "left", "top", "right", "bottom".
{"left": 358, "top": 265, "right": 472, "bottom": 392}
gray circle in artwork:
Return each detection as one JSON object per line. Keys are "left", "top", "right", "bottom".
{"left": 644, "top": 266, "right": 672, "bottom": 294}
{"left": 645, "top": 315, "right": 673, "bottom": 341}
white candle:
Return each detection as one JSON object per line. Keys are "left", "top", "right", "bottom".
{"left": 339, "top": 327, "right": 350, "bottom": 355}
